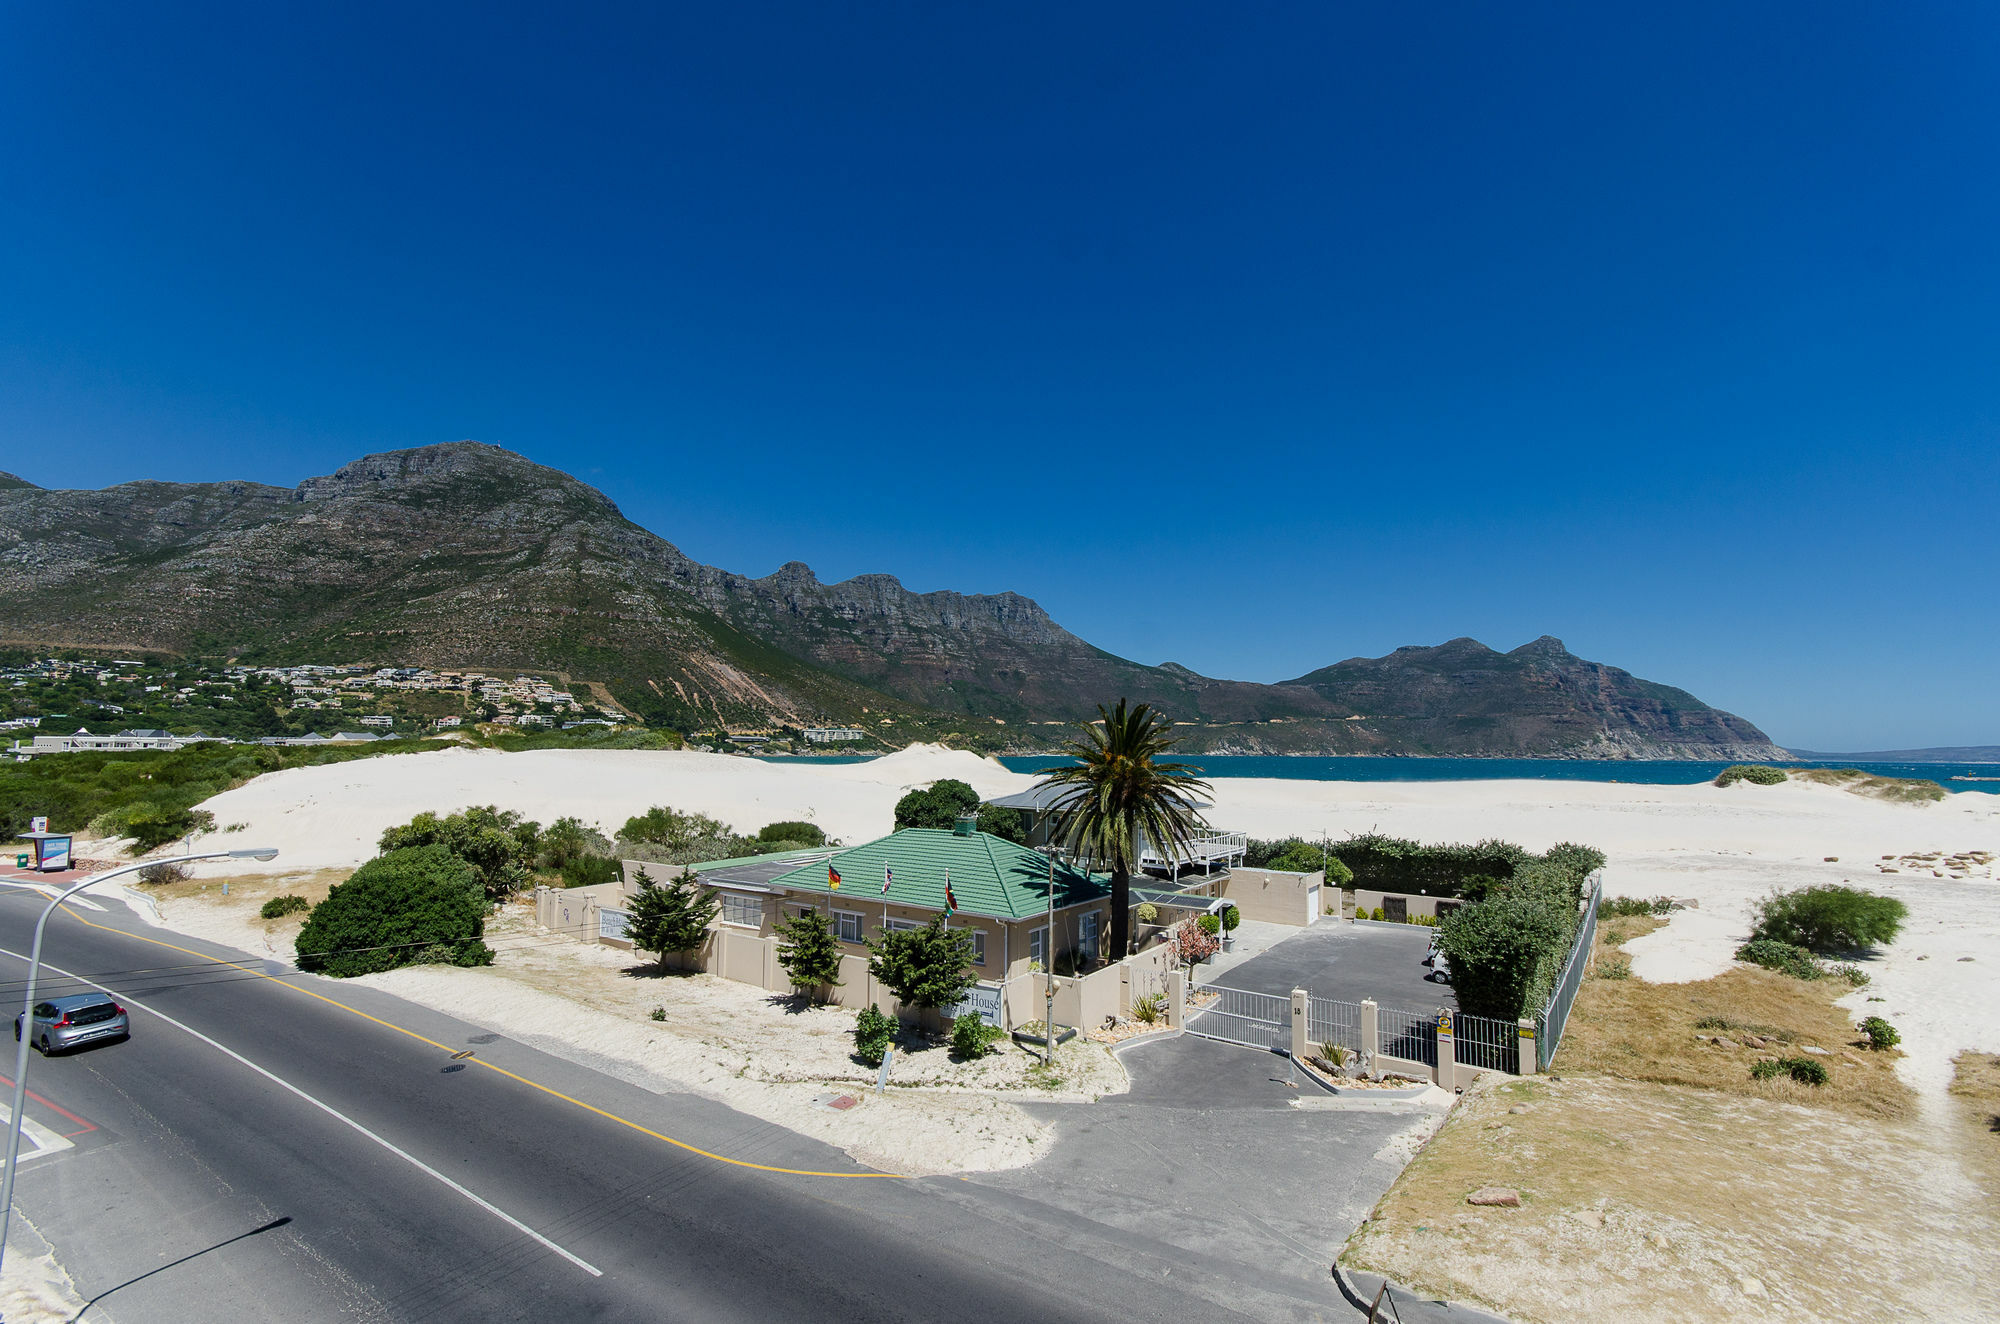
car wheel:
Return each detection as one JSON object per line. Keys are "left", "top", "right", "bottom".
{"left": 36, "top": 1036, "right": 51, "bottom": 1056}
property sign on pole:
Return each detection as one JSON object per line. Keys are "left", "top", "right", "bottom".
{"left": 875, "top": 1048, "right": 895, "bottom": 1094}
{"left": 949, "top": 983, "right": 1003, "bottom": 1027}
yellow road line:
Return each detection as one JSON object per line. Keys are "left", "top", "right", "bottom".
{"left": 59, "top": 908, "right": 903, "bottom": 1180}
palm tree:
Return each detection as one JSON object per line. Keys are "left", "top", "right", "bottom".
{"left": 1034, "top": 699, "right": 1213, "bottom": 961}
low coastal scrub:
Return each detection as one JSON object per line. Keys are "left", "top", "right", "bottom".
{"left": 1751, "top": 1055, "right": 1830, "bottom": 1086}
{"left": 1714, "top": 764, "right": 1789, "bottom": 787}
{"left": 1734, "top": 938, "right": 1869, "bottom": 985}
{"left": 616, "top": 803, "right": 842, "bottom": 865}
{"left": 1601, "top": 895, "right": 1680, "bottom": 918}
{"left": 259, "top": 894, "right": 309, "bottom": 919}
{"left": 1861, "top": 1016, "right": 1900, "bottom": 1050}
{"left": 949, "top": 1013, "right": 1005, "bottom": 1061}
{"left": 1792, "top": 766, "right": 1946, "bottom": 804}
{"left": 295, "top": 845, "right": 495, "bottom": 977}
{"left": 0, "top": 738, "right": 450, "bottom": 850}
{"left": 1750, "top": 884, "right": 1906, "bottom": 954}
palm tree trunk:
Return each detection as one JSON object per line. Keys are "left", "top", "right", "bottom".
{"left": 1110, "top": 867, "right": 1131, "bottom": 959}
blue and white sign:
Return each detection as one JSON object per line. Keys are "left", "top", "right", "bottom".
{"left": 34, "top": 835, "right": 71, "bottom": 871}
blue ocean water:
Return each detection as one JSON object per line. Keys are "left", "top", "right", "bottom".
{"left": 758, "top": 753, "right": 1998, "bottom": 792}
{"left": 999, "top": 755, "right": 2000, "bottom": 793}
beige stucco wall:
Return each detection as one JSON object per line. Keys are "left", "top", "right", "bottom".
{"left": 1217, "top": 868, "right": 1323, "bottom": 927}
{"left": 1353, "top": 888, "right": 1465, "bottom": 922}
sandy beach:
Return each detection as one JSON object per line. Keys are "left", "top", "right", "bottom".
{"left": 173, "top": 746, "right": 2000, "bottom": 1106}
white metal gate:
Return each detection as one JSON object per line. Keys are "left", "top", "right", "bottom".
{"left": 1185, "top": 984, "right": 1289, "bottom": 1052}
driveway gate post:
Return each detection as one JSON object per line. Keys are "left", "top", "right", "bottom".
{"left": 1436, "top": 1008, "right": 1455, "bottom": 1089}
{"left": 1517, "top": 1018, "right": 1538, "bottom": 1075}
{"left": 1168, "top": 969, "right": 1187, "bottom": 1028}
{"left": 1360, "top": 998, "right": 1379, "bottom": 1065}
{"left": 1289, "top": 988, "right": 1309, "bottom": 1061}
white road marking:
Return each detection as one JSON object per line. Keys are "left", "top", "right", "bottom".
{"left": 0, "top": 1104, "right": 74, "bottom": 1166}
{"left": 0, "top": 946, "right": 602, "bottom": 1277}
{"left": 0, "top": 882, "right": 104, "bottom": 912}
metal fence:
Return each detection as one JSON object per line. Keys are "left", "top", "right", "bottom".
{"left": 1451, "top": 1011, "right": 1519, "bottom": 1074}
{"left": 1533, "top": 871, "right": 1602, "bottom": 1070}
{"left": 1376, "top": 1004, "right": 1439, "bottom": 1067}
{"left": 1306, "top": 995, "right": 1363, "bottom": 1054}
{"left": 1185, "top": 984, "right": 1290, "bottom": 1052}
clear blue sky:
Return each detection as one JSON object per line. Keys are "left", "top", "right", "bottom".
{"left": 4, "top": 4, "right": 1996, "bottom": 751}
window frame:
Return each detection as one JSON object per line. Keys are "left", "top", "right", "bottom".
{"left": 831, "top": 909, "right": 865, "bottom": 943}
{"left": 718, "top": 892, "right": 764, "bottom": 929}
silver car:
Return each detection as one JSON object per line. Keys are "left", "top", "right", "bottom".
{"left": 14, "top": 994, "right": 130, "bottom": 1055}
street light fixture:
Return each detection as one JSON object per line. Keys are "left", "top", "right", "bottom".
{"left": 0, "top": 846, "right": 279, "bottom": 1277}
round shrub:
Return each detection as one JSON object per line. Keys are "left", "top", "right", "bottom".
{"left": 1749, "top": 884, "right": 1907, "bottom": 954}
{"left": 1196, "top": 914, "right": 1221, "bottom": 937}
{"left": 854, "top": 1004, "right": 896, "bottom": 1067}
{"left": 950, "top": 1013, "right": 1005, "bottom": 1061}
{"left": 260, "top": 894, "right": 309, "bottom": 919}
{"left": 1861, "top": 1016, "right": 1900, "bottom": 1050}
{"left": 1219, "top": 904, "right": 1241, "bottom": 933}
{"left": 295, "top": 845, "right": 494, "bottom": 978}
{"left": 1135, "top": 902, "right": 1159, "bottom": 926}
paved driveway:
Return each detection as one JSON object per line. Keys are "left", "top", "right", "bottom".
{"left": 964, "top": 1034, "right": 1444, "bottom": 1321}
{"left": 1203, "top": 921, "right": 1457, "bottom": 1015}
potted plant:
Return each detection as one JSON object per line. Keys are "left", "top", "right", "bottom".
{"left": 1218, "top": 904, "right": 1241, "bottom": 951}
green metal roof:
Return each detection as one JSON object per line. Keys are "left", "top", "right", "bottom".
{"left": 766, "top": 829, "right": 1110, "bottom": 921}
{"left": 684, "top": 848, "right": 832, "bottom": 873}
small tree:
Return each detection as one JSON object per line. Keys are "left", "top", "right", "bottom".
{"left": 892, "top": 780, "right": 981, "bottom": 831}
{"left": 626, "top": 867, "right": 720, "bottom": 969}
{"left": 380, "top": 805, "right": 541, "bottom": 899}
{"left": 1166, "top": 917, "right": 1219, "bottom": 969}
{"left": 1218, "top": 904, "right": 1241, "bottom": 945}
{"left": 775, "top": 910, "right": 844, "bottom": 1002}
{"left": 867, "top": 916, "right": 976, "bottom": 1012}
{"left": 1750, "top": 885, "right": 1907, "bottom": 955}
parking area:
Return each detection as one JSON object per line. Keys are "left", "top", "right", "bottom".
{"left": 1200, "top": 920, "right": 1456, "bottom": 1013}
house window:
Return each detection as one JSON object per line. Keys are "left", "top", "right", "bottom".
{"left": 953, "top": 925, "right": 986, "bottom": 966}
{"left": 885, "top": 917, "right": 921, "bottom": 934}
{"left": 720, "top": 893, "right": 763, "bottom": 928}
{"left": 1080, "top": 910, "right": 1100, "bottom": 961}
{"left": 832, "top": 910, "right": 864, "bottom": 943}
{"left": 1028, "top": 926, "right": 1047, "bottom": 965}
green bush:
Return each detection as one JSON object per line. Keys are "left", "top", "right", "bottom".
{"left": 649, "top": 1005, "right": 666, "bottom": 1022}
{"left": 1749, "top": 1055, "right": 1827, "bottom": 1084}
{"left": 757, "top": 820, "right": 827, "bottom": 847}
{"left": 854, "top": 1004, "right": 896, "bottom": 1066}
{"left": 775, "top": 910, "right": 844, "bottom": 1000}
{"left": 892, "top": 780, "right": 979, "bottom": 830}
{"left": 1715, "top": 764, "right": 1789, "bottom": 787}
{"left": 867, "top": 916, "right": 976, "bottom": 1011}
{"left": 259, "top": 894, "right": 309, "bottom": 919}
{"left": 559, "top": 854, "right": 623, "bottom": 889}
{"left": 1596, "top": 955, "right": 1632, "bottom": 980}
{"left": 1735, "top": 938, "right": 1827, "bottom": 980}
{"left": 295, "top": 845, "right": 494, "bottom": 978}
{"left": 1602, "top": 895, "right": 1678, "bottom": 918}
{"left": 1196, "top": 914, "right": 1221, "bottom": 937}
{"left": 1861, "top": 1016, "right": 1900, "bottom": 1050}
{"left": 1436, "top": 894, "right": 1574, "bottom": 1020}
{"left": 1135, "top": 902, "right": 1159, "bottom": 926}
{"left": 950, "top": 1013, "right": 1005, "bottom": 1061}
{"left": 1749, "top": 885, "right": 1907, "bottom": 954}
{"left": 379, "top": 806, "right": 541, "bottom": 899}
{"left": 1131, "top": 992, "right": 1167, "bottom": 1025}
{"left": 1218, "top": 904, "right": 1241, "bottom": 934}
{"left": 1370, "top": 907, "right": 1384, "bottom": 921}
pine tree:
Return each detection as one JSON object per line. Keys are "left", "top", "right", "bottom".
{"left": 775, "top": 910, "right": 844, "bottom": 1002}
{"left": 867, "top": 916, "right": 976, "bottom": 1011}
{"left": 626, "top": 867, "right": 720, "bottom": 968}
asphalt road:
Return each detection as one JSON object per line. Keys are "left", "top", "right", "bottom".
{"left": 1204, "top": 922, "right": 1459, "bottom": 1014}
{"left": 0, "top": 889, "right": 1359, "bottom": 1322}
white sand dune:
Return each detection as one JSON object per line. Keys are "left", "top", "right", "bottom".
{"left": 180, "top": 747, "right": 2000, "bottom": 1102}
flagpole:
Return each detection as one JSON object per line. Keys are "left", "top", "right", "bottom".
{"left": 1045, "top": 850, "right": 1056, "bottom": 1065}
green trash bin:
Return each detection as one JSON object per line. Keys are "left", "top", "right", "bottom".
{"left": 13, "top": 854, "right": 27, "bottom": 869}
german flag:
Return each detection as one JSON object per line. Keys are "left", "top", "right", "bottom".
{"left": 828, "top": 863, "right": 842, "bottom": 891}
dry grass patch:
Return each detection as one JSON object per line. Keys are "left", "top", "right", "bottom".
{"left": 138, "top": 867, "right": 346, "bottom": 936}
{"left": 1949, "top": 1051, "right": 2000, "bottom": 1191}
{"left": 1341, "top": 1074, "right": 1998, "bottom": 1322}
{"left": 1789, "top": 766, "right": 1945, "bottom": 803}
{"left": 1561, "top": 917, "right": 1914, "bottom": 1119}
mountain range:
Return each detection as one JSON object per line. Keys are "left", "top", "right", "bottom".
{"left": 0, "top": 442, "right": 1786, "bottom": 758}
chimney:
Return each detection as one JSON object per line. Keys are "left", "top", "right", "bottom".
{"left": 953, "top": 813, "right": 977, "bottom": 837}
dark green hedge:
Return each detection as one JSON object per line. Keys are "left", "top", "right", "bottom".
{"left": 296, "top": 845, "right": 494, "bottom": 977}
{"left": 1330, "top": 835, "right": 1604, "bottom": 900}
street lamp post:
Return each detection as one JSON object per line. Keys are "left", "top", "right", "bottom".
{"left": 0, "top": 846, "right": 278, "bottom": 1278}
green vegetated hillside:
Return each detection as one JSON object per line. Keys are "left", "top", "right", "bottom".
{"left": 0, "top": 443, "right": 1785, "bottom": 758}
